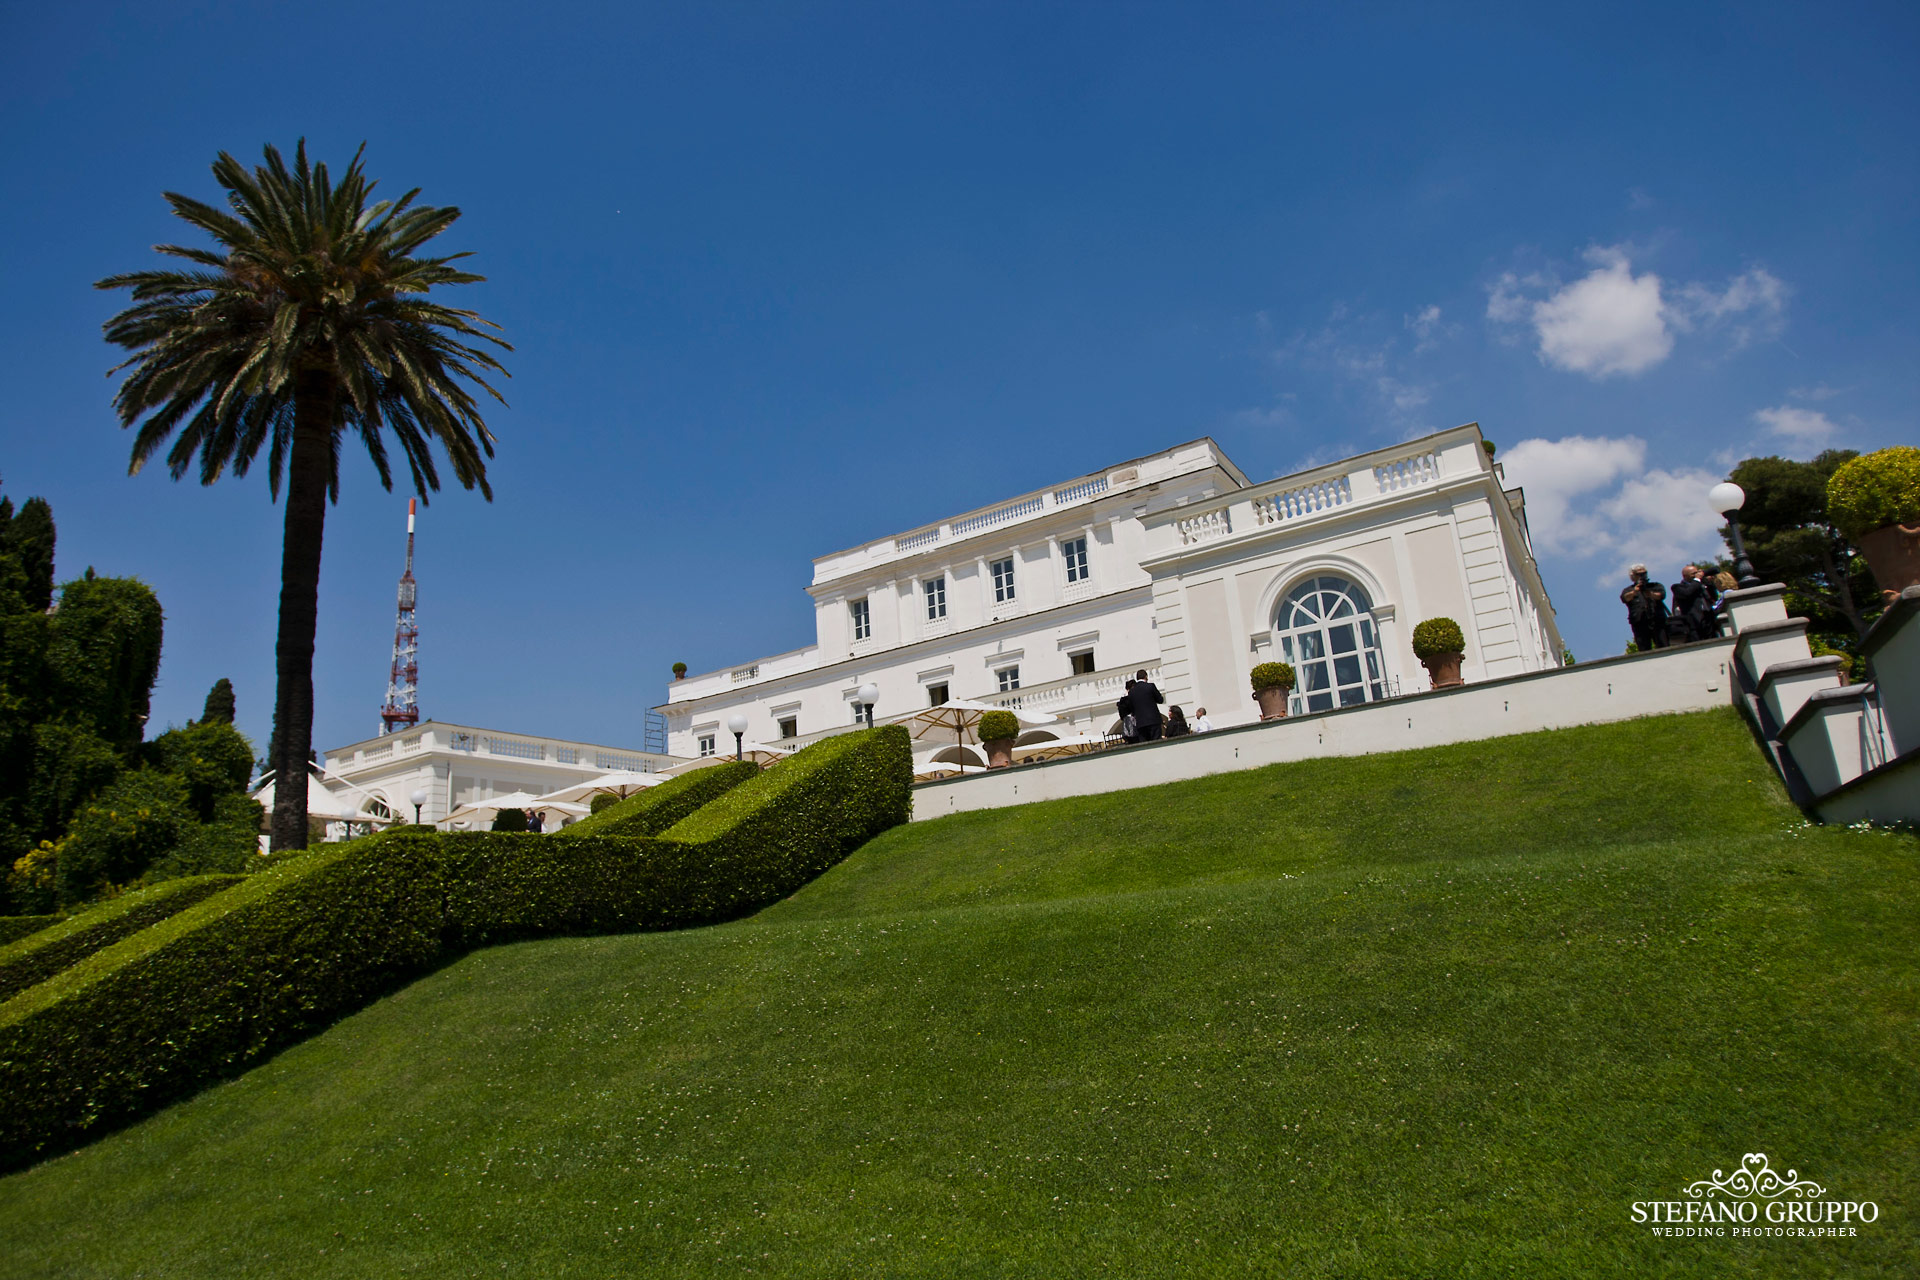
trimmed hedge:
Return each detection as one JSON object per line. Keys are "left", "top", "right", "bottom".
{"left": 0, "top": 916, "right": 60, "bottom": 948}
{"left": 0, "top": 728, "right": 910, "bottom": 1169}
{"left": 0, "top": 830, "right": 442, "bottom": 1167}
{"left": 0, "top": 874, "right": 241, "bottom": 1004}
{"left": 553, "top": 761, "right": 757, "bottom": 840}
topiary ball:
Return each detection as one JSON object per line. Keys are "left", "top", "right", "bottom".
{"left": 977, "top": 710, "right": 1022, "bottom": 742}
{"left": 490, "top": 807, "right": 529, "bottom": 833}
{"left": 1827, "top": 446, "right": 1920, "bottom": 542}
{"left": 1249, "top": 661, "right": 1296, "bottom": 692}
{"left": 589, "top": 792, "right": 621, "bottom": 815}
{"left": 1412, "top": 617, "right": 1466, "bottom": 659}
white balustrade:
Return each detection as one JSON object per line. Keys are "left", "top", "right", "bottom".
{"left": 1253, "top": 475, "right": 1353, "bottom": 526}
{"left": 1373, "top": 451, "right": 1439, "bottom": 493}
{"left": 1176, "top": 507, "right": 1233, "bottom": 545}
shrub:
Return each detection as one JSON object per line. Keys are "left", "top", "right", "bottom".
{"left": 0, "top": 829, "right": 443, "bottom": 1167}
{"left": 0, "top": 727, "right": 910, "bottom": 1168}
{"left": 144, "top": 721, "right": 254, "bottom": 820}
{"left": 490, "top": 807, "right": 529, "bottom": 833}
{"left": 672, "top": 662, "right": 688, "bottom": 678}
{"left": 0, "top": 874, "right": 240, "bottom": 1004}
{"left": 142, "top": 792, "right": 263, "bottom": 881}
{"left": 0, "top": 916, "right": 60, "bottom": 948}
{"left": 977, "top": 710, "right": 1021, "bottom": 742}
{"left": 1826, "top": 446, "right": 1920, "bottom": 541}
{"left": 589, "top": 791, "right": 621, "bottom": 815}
{"left": 56, "top": 770, "right": 194, "bottom": 906}
{"left": 1482, "top": 440, "right": 1497, "bottom": 457}
{"left": 555, "top": 762, "right": 757, "bottom": 840}
{"left": 1809, "top": 637, "right": 1857, "bottom": 682}
{"left": 1412, "top": 617, "right": 1466, "bottom": 659}
{"left": 1250, "top": 662, "right": 1296, "bottom": 692}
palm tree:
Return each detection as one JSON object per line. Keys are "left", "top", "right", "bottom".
{"left": 98, "top": 141, "right": 510, "bottom": 850}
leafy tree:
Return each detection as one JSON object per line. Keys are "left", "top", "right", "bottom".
{"left": 1724, "top": 452, "right": 1878, "bottom": 642}
{"left": 97, "top": 141, "right": 510, "bottom": 851}
{"left": 0, "top": 495, "right": 56, "bottom": 614}
{"left": 199, "top": 677, "right": 235, "bottom": 725}
{"left": 53, "top": 770, "right": 194, "bottom": 905}
{"left": 41, "top": 576, "right": 164, "bottom": 756}
{"left": 145, "top": 720, "right": 255, "bottom": 821}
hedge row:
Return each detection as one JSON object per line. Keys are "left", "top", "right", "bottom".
{"left": 0, "top": 916, "right": 61, "bottom": 948}
{"left": 0, "top": 874, "right": 241, "bottom": 1004}
{"left": 0, "top": 727, "right": 911, "bottom": 1169}
{"left": 552, "top": 760, "right": 758, "bottom": 840}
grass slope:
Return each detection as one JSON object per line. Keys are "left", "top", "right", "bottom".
{"left": 0, "top": 709, "right": 1914, "bottom": 1278}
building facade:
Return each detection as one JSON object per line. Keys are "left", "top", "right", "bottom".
{"left": 660, "top": 425, "right": 1564, "bottom": 765}
{"left": 318, "top": 720, "right": 674, "bottom": 827}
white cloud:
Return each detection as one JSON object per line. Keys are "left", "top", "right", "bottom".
{"left": 1502, "top": 434, "right": 1725, "bottom": 583}
{"left": 1753, "top": 404, "right": 1839, "bottom": 449}
{"left": 1405, "top": 304, "right": 1445, "bottom": 352}
{"left": 1529, "top": 251, "right": 1673, "bottom": 377}
{"left": 1593, "top": 467, "right": 1726, "bottom": 584}
{"left": 1501, "top": 435, "right": 1647, "bottom": 554}
{"left": 1376, "top": 376, "right": 1430, "bottom": 413}
{"left": 1787, "top": 382, "right": 1846, "bottom": 402}
{"left": 1487, "top": 247, "right": 1790, "bottom": 379}
{"left": 1671, "top": 267, "right": 1788, "bottom": 348}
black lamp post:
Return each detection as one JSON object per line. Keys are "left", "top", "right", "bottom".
{"left": 858, "top": 682, "right": 879, "bottom": 730}
{"left": 410, "top": 786, "right": 428, "bottom": 826}
{"left": 1709, "top": 481, "right": 1761, "bottom": 588}
{"left": 728, "top": 713, "right": 748, "bottom": 762}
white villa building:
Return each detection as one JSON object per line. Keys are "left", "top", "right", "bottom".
{"left": 660, "top": 424, "right": 1564, "bottom": 767}
{"left": 316, "top": 721, "right": 674, "bottom": 828}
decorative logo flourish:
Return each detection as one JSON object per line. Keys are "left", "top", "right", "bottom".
{"left": 1683, "top": 1153, "right": 1826, "bottom": 1201}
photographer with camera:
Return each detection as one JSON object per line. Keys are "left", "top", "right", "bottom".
{"left": 1620, "top": 563, "right": 1670, "bottom": 652}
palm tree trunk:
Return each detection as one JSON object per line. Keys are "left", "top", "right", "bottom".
{"left": 268, "top": 378, "right": 334, "bottom": 851}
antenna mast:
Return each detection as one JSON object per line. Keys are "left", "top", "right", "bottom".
{"left": 379, "top": 499, "right": 420, "bottom": 735}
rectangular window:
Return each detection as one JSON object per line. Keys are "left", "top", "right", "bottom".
{"left": 1069, "top": 650, "right": 1096, "bottom": 675}
{"left": 927, "top": 682, "right": 949, "bottom": 706}
{"left": 997, "top": 666, "right": 1020, "bottom": 692}
{"left": 992, "top": 557, "right": 1016, "bottom": 603}
{"left": 850, "top": 598, "right": 871, "bottom": 641}
{"left": 697, "top": 735, "right": 715, "bottom": 758}
{"left": 777, "top": 716, "right": 797, "bottom": 740}
{"left": 1063, "top": 537, "right": 1089, "bottom": 584}
{"left": 924, "top": 576, "right": 947, "bottom": 621}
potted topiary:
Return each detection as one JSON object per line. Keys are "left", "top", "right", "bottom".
{"left": 1827, "top": 445, "right": 1920, "bottom": 602}
{"left": 490, "top": 807, "right": 529, "bottom": 833}
{"left": 977, "top": 709, "right": 1021, "bottom": 768}
{"left": 1412, "top": 617, "right": 1467, "bottom": 689}
{"left": 672, "top": 662, "right": 688, "bottom": 680}
{"left": 1249, "top": 661, "right": 1296, "bottom": 721}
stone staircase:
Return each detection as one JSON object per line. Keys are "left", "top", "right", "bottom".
{"left": 1721, "top": 583, "right": 1919, "bottom": 824}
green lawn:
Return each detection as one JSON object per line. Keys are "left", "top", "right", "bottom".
{"left": 1, "top": 708, "right": 1914, "bottom": 1278}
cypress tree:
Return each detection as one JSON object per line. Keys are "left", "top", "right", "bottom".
{"left": 11, "top": 498, "right": 56, "bottom": 613}
{"left": 201, "top": 677, "right": 236, "bottom": 725}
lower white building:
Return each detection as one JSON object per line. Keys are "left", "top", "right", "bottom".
{"left": 317, "top": 721, "right": 675, "bottom": 827}
{"left": 660, "top": 425, "right": 1564, "bottom": 766}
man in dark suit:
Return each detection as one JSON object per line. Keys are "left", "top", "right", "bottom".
{"left": 1128, "top": 668, "right": 1165, "bottom": 741}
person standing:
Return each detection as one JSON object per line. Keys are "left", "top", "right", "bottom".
{"left": 1128, "top": 668, "right": 1166, "bottom": 741}
{"left": 1117, "top": 681, "right": 1138, "bottom": 743}
{"left": 1671, "top": 565, "right": 1716, "bottom": 642}
{"left": 526, "top": 807, "right": 546, "bottom": 835}
{"left": 1621, "top": 565, "right": 1669, "bottom": 652}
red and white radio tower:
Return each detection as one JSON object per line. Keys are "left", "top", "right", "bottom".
{"left": 379, "top": 499, "right": 420, "bottom": 735}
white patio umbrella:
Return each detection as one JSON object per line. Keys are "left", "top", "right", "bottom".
{"left": 894, "top": 699, "right": 1059, "bottom": 751}
{"left": 913, "top": 762, "right": 989, "bottom": 781}
{"left": 443, "top": 791, "right": 587, "bottom": 828}
{"left": 662, "top": 742, "right": 788, "bottom": 773}
{"left": 249, "top": 772, "right": 371, "bottom": 824}
{"left": 533, "top": 771, "right": 666, "bottom": 805}
{"left": 1011, "top": 732, "right": 1111, "bottom": 763}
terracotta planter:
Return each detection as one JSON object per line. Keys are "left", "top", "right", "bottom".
{"left": 1254, "top": 685, "right": 1291, "bottom": 721}
{"left": 1858, "top": 523, "right": 1920, "bottom": 603}
{"left": 982, "top": 736, "right": 1016, "bottom": 769}
{"left": 1420, "top": 651, "right": 1465, "bottom": 690}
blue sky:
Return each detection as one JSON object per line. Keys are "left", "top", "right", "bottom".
{"left": 2, "top": 1, "right": 1915, "bottom": 756}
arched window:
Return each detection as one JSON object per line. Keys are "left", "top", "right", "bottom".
{"left": 1275, "top": 575, "right": 1388, "bottom": 713}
